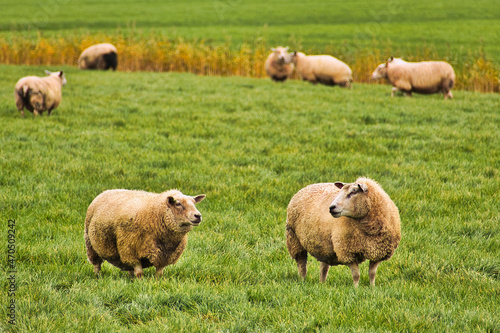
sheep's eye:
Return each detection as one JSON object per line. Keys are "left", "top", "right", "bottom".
{"left": 175, "top": 203, "right": 183, "bottom": 208}
{"left": 347, "top": 189, "right": 357, "bottom": 198}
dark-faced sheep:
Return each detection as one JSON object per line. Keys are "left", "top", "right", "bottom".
{"left": 14, "top": 70, "right": 67, "bottom": 117}
{"left": 290, "top": 51, "right": 352, "bottom": 87}
{"left": 371, "top": 57, "right": 455, "bottom": 99}
{"left": 286, "top": 178, "right": 401, "bottom": 287}
{"left": 78, "top": 43, "right": 118, "bottom": 70}
{"left": 85, "top": 189, "right": 206, "bottom": 278}
{"left": 265, "top": 46, "right": 294, "bottom": 82}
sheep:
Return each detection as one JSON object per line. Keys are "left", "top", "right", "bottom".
{"left": 290, "top": 51, "right": 352, "bottom": 87}
{"left": 85, "top": 189, "right": 206, "bottom": 278}
{"left": 14, "top": 70, "right": 67, "bottom": 117}
{"left": 286, "top": 177, "right": 401, "bottom": 287}
{"left": 371, "top": 57, "right": 455, "bottom": 99}
{"left": 78, "top": 43, "right": 118, "bottom": 70}
{"left": 265, "top": 46, "right": 294, "bottom": 82}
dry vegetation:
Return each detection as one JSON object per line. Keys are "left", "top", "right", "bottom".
{"left": 1, "top": 32, "right": 498, "bottom": 92}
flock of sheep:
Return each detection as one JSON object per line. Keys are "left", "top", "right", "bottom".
{"left": 14, "top": 43, "right": 410, "bottom": 286}
{"left": 265, "top": 46, "right": 456, "bottom": 99}
{"left": 14, "top": 43, "right": 456, "bottom": 117}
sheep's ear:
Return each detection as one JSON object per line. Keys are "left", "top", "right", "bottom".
{"left": 167, "top": 196, "right": 176, "bottom": 205}
{"left": 292, "top": 51, "right": 297, "bottom": 56}
{"left": 334, "top": 182, "right": 345, "bottom": 189}
{"left": 44, "top": 70, "right": 52, "bottom": 75}
{"left": 59, "top": 71, "right": 64, "bottom": 77}
{"left": 271, "top": 47, "right": 276, "bottom": 51}
{"left": 357, "top": 183, "right": 368, "bottom": 193}
{"left": 389, "top": 56, "right": 394, "bottom": 62}
{"left": 284, "top": 46, "right": 289, "bottom": 51}
{"left": 194, "top": 194, "right": 206, "bottom": 203}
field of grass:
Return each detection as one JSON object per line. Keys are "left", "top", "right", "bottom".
{"left": 0, "top": 0, "right": 499, "bottom": 91}
{"left": 1, "top": 1, "right": 499, "bottom": 331}
{"left": 0, "top": 63, "right": 499, "bottom": 332}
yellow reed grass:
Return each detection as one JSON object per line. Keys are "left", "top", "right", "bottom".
{"left": 0, "top": 32, "right": 497, "bottom": 93}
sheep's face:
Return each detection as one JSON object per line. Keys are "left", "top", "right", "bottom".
{"left": 167, "top": 193, "right": 206, "bottom": 228}
{"left": 271, "top": 46, "right": 292, "bottom": 65}
{"left": 329, "top": 182, "right": 370, "bottom": 219}
{"left": 371, "top": 63, "right": 388, "bottom": 80}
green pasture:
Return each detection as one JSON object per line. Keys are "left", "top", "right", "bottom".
{"left": 0, "top": 0, "right": 499, "bottom": 331}
{"left": 0, "top": 64, "right": 499, "bottom": 332}
{"left": 1, "top": 0, "right": 499, "bottom": 63}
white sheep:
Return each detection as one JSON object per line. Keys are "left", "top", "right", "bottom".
{"left": 290, "top": 51, "right": 352, "bottom": 87}
{"left": 78, "top": 43, "right": 118, "bottom": 70}
{"left": 265, "top": 46, "right": 294, "bottom": 82}
{"left": 14, "top": 70, "right": 67, "bottom": 117}
{"left": 286, "top": 177, "right": 401, "bottom": 287}
{"left": 371, "top": 57, "right": 455, "bottom": 99}
{"left": 85, "top": 189, "right": 206, "bottom": 278}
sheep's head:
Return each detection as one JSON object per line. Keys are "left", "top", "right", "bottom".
{"left": 45, "top": 70, "right": 67, "bottom": 86}
{"left": 288, "top": 50, "right": 303, "bottom": 65}
{"left": 167, "top": 192, "right": 206, "bottom": 229}
{"left": 329, "top": 182, "right": 371, "bottom": 219}
{"left": 271, "top": 46, "right": 292, "bottom": 65}
{"left": 371, "top": 62, "right": 388, "bottom": 80}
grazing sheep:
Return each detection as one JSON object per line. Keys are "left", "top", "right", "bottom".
{"left": 290, "top": 51, "right": 352, "bottom": 87}
{"left": 286, "top": 177, "right": 401, "bottom": 287}
{"left": 14, "top": 70, "right": 67, "bottom": 117}
{"left": 265, "top": 46, "right": 294, "bottom": 82}
{"left": 371, "top": 57, "right": 455, "bottom": 99}
{"left": 85, "top": 189, "right": 206, "bottom": 278}
{"left": 78, "top": 43, "right": 118, "bottom": 70}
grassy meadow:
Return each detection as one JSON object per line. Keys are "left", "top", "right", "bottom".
{"left": 1, "top": 0, "right": 500, "bottom": 332}
{"left": 0, "top": 65, "right": 499, "bottom": 332}
{"left": 0, "top": 0, "right": 499, "bottom": 91}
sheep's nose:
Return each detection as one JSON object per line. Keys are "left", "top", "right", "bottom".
{"left": 194, "top": 213, "right": 201, "bottom": 220}
{"left": 329, "top": 205, "right": 337, "bottom": 214}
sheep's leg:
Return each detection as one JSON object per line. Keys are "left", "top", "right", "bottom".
{"left": 33, "top": 109, "right": 40, "bottom": 116}
{"left": 133, "top": 263, "right": 144, "bottom": 279}
{"left": 391, "top": 87, "right": 398, "bottom": 97}
{"left": 155, "top": 266, "right": 165, "bottom": 278}
{"left": 85, "top": 235, "right": 103, "bottom": 277}
{"left": 347, "top": 262, "right": 360, "bottom": 287}
{"left": 369, "top": 261, "right": 381, "bottom": 286}
{"left": 319, "top": 262, "right": 330, "bottom": 283}
{"left": 295, "top": 251, "right": 308, "bottom": 279}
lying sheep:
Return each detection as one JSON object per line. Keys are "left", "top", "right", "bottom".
{"left": 290, "top": 51, "right": 352, "bottom": 87}
{"left": 286, "top": 177, "right": 401, "bottom": 287}
{"left": 14, "top": 70, "right": 67, "bottom": 117}
{"left": 371, "top": 57, "right": 455, "bottom": 99}
{"left": 265, "top": 46, "right": 294, "bottom": 82}
{"left": 78, "top": 43, "right": 118, "bottom": 70}
{"left": 85, "top": 189, "right": 206, "bottom": 278}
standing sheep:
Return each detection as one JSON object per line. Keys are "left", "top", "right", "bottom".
{"left": 265, "top": 46, "right": 294, "bottom": 82}
{"left": 85, "top": 189, "right": 206, "bottom": 278}
{"left": 371, "top": 57, "right": 455, "bottom": 99}
{"left": 290, "top": 51, "right": 352, "bottom": 87}
{"left": 78, "top": 43, "right": 118, "bottom": 70}
{"left": 286, "top": 177, "right": 401, "bottom": 287}
{"left": 14, "top": 70, "right": 67, "bottom": 117}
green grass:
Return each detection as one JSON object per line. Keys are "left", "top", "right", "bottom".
{"left": 1, "top": 0, "right": 499, "bottom": 62}
{"left": 0, "top": 64, "right": 499, "bottom": 332}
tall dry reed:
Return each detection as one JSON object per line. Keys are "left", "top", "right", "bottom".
{"left": 0, "top": 32, "right": 498, "bottom": 92}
